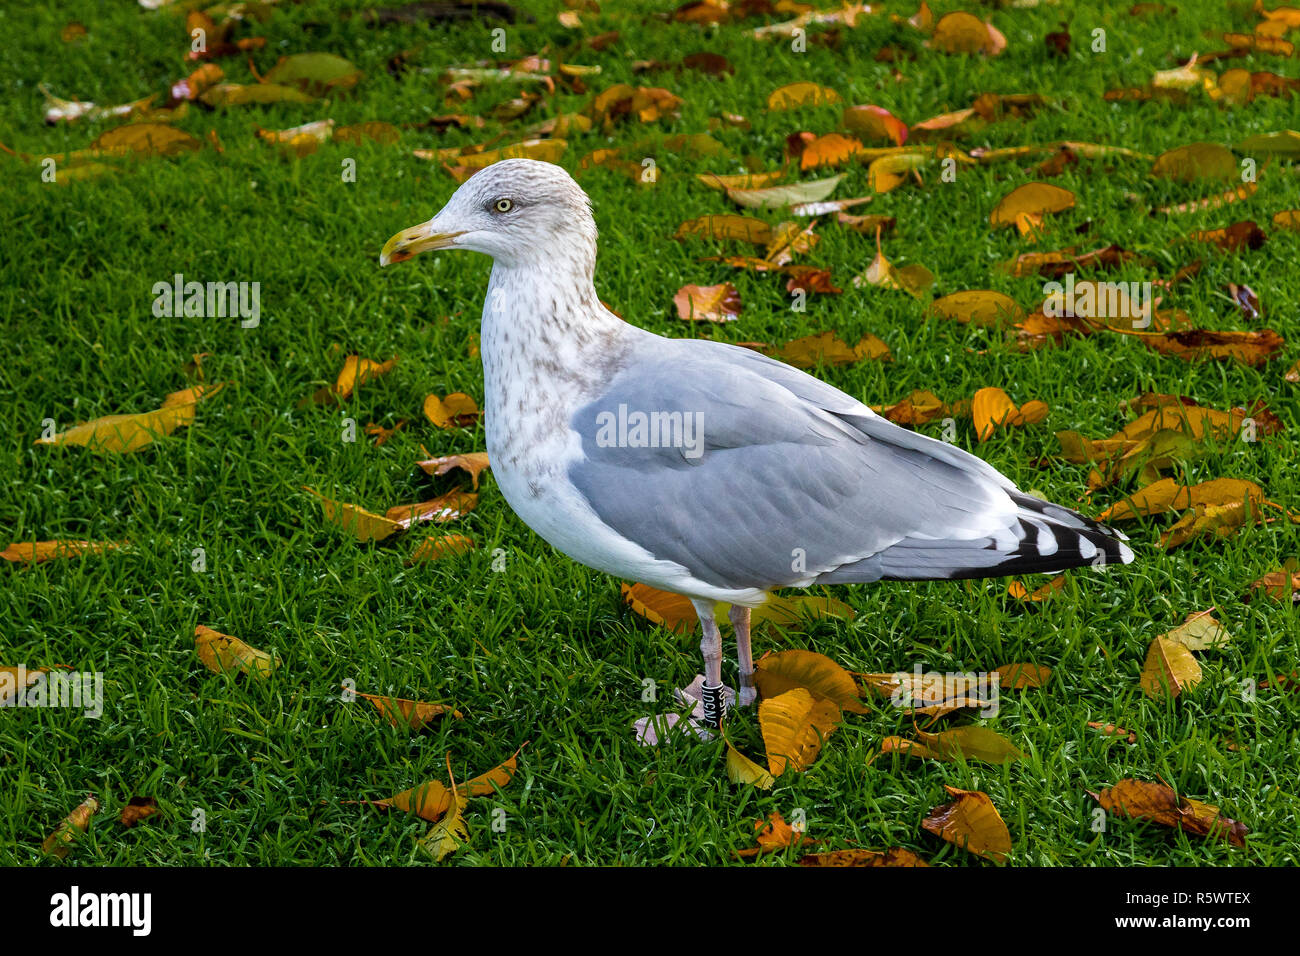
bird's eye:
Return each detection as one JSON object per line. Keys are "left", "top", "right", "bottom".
{"left": 494, "top": 198, "right": 513, "bottom": 213}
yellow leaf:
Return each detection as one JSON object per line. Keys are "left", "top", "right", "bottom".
{"left": 416, "top": 451, "right": 491, "bottom": 489}
{"left": 753, "top": 649, "right": 867, "bottom": 713}
{"left": 1140, "top": 636, "right": 1202, "bottom": 699}
{"left": 758, "top": 687, "right": 841, "bottom": 775}
{"left": 423, "top": 392, "right": 481, "bottom": 429}
{"left": 36, "top": 404, "right": 197, "bottom": 454}
{"left": 725, "top": 737, "right": 775, "bottom": 789}
{"left": 42, "top": 795, "right": 99, "bottom": 859}
{"left": 767, "top": 82, "right": 840, "bottom": 110}
{"left": 922, "top": 786, "right": 1011, "bottom": 862}
{"left": 194, "top": 625, "right": 279, "bottom": 679}
{"left": 989, "top": 182, "right": 1075, "bottom": 230}
{"left": 927, "top": 290, "right": 1024, "bottom": 327}
{"left": 0, "top": 540, "right": 124, "bottom": 564}
{"left": 304, "top": 487, "right": 403, "bottom": 542}
{"left": 408, "top": 534, "right": 475, "bottom": 563}
{"left": 354, "top": 690, "right": 462, "bottom": 729}
{"left": 418, "top": 786, "right": 467, "bottom": 861}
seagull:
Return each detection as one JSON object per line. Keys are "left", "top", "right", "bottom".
{"left": 380, "top": 159, "right": 1134, "bottom": 727}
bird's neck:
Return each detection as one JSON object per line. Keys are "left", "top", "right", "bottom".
{"left": 480, "top": 261, "right": 632, "bottom": 457}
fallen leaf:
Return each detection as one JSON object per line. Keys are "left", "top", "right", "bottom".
{"left": 416, "top": 451, "right": 491, "bottom": 489}
{"left": 735, "top": 812, "right": 816, "bottom": 858}
{"left": 423, "top": 393, "right": 482, "bottom": 429}
{"left": 263, "top": 52, "right": 363, "bottom": 95}
{"left": 384, "top": 489, "right": 478, "bottom": 529}
{"left": 799, "top": 847, "right": 928, "bottom": 866}
{"left": 408, "top": 534, "right": 475, "bottom": 562}
{"left": 1007, "top": 575, "right": 1066, "bottom": 602}
{"left": 930, "top": 12, "right": 1006, "bottom": 55}
{"left": 36, "top": 404, "right": 197, "bottom": 454}
{"left": 1139, "top": 636, "right": 1202, "bottom": 699}
{"left": 842, "top": 105, "right": 908, "bottom": 145}
{"left": 758, "top": 688, "right": 841, "bottom": 775}
{"left": 43, "top": 795, "right": 99, "bottom": 859}
{"left": 1151, "top": 143, "right": 1237, "bottom": 182}
{"left": 304, "top": 488, "right": 403, "bottom": 542}
{"left": 354, "top": 690, "right": 462, "bottom": 728}
{"left": 726, "top": 174, "right": 844, "bottom": 209}
{"left": 922, "top": 786, "right": 1011, "bottom": 863}
{"left": 194, "top": 625, "right": 279, "bottom": 679}
{"left": 1091, "top": 779, "right": 1247, "bottom": 846}
{"left": 119, "top": 797, "right": 158, "bottom": 828}
{"left": 1087, "top": 722, "right": 1137, "bottom": 744}
{"left": 883, "top": 726, "right": 1024, "bottom": 763}
{"left": 995, "top": 663, "right": 1052, "bottom": 688}
{"left": 990, "top": 181, "right": 1075, "bottom": 234}
{"left": 725, "top": 734, "right": 775, "bottom": 788}
{"left": 1098, "top": 477, "right": 1265, "bottom": 522}
{"left": 674, "top": 214, "right": 773, "bottom": 245}
{"left": 972, "top": 387, "right": 1049, "bottom": 442}
{"left": 0, "top": 540, "right": 124, "bottom": 564}
{"left": 767, "top": 82, "right": 840, "bottom": 110}
{"left": 673, "top": 282, "right": 742, "bottom": 321}
{"left": 928, "top": 290, "right": 1024, "bottom": 326}
{"left": 753, "top": 650, "right": 867, "bottom": 713}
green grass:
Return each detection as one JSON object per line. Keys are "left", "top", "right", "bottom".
{"left": 1, "top": 0, "right": 1297, "bottom": 866}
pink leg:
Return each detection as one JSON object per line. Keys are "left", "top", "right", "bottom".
{"left": 729, "top": 605, "right": 756, "bottom": 706}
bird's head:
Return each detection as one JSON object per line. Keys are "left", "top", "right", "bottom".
{"left": 379, "top": 158, "right": 597, "bottom": 271}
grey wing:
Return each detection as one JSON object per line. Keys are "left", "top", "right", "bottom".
{"left": 568, "top": 338, "right": 1132, "bottom": 593}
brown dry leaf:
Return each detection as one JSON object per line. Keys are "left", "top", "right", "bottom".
{"left": 43, "top": 795, "right": 99, "bottom": 859}
{"left": 1116, "top": 394, "right": 1281, "bottom": 442}
{"left": 119, "top": 797, "right": 158, "bottom": 829}
{"left": 883, "top": 726, "right": 1024, "bottom": 763}
{"left": 1088, "top": 722, "right": 1138, "bottom": 744}
{"left": 922, "top": 786, "right": 1011, "bottom": 862}
{"left": 990, "top": 182, "right": 1075, "bottom": 234}
{"left": 1139, "top": 636, "right": 1202, "bottom": 699}
{"left": 1001, "top": 244, "right": 1140, "bottom": 278}
{"left": 36, "top": 404, "right": 198, "bottom": 454}
{"left": 170, "top": 63, "right": 224, "bottom": 103}
{"left": 799, "top": 847, "right": 929, "bottom": 866}
{"left": 416, "top": 451, "right": 491, "bottom": 489}
{"left": 1159, "top": 500, "right": 1255, "bottom": 550}
{"left": 423, "top": 392, "right": 482, "bottom": 429}
{"left": 769, "top": 330, "right": 892, "bottom": 368}
{"left": 837, "top": 212, "right": 896, "bottom": 234}
{"left": 384, "top": 489, "right": 478, "bottom": 530}
{"left": 1090, "top": 779, "right": 1247, "bottom": 846}
{"left": 355, "top": 690, "right": 462, "bottom": 729}
{"left": 673, "top": 282, "right": 742, "bottom": 321}
{"left": 759, "top": 688, "right": 841, "bottom": 775}
{"left": 408, "top": 534, "right": 475, "bottom": 563}
{"left": 194, "top": 624, "right": 279, "bottom": 679}
{"left": 674, "top": 214, "right": 773, "bottom": 245}
{"left": 304, "top": 487, "right": 402, "bottom": 542}
{"left": 1244, "top": 568, "right": 1300, "bottom": 603}
{"left": 995, "top": 663, "right": 1052, "bottom": 688}
{"left": 930, "top": 12, "right": 1006, "bottom": 55}
{"left": 928, "top": 290, "right": 1024, "bottom": 326}
{"left": 364, "top": 421, "right": 405, "bottom": 446}
{"left": 842, "top": 105, "right": 908, "bottom": 145}
{"left": 1186, "top": 220, "right": 1267, "bottom": 253}
{"left": 854, "top": 228, "right": 933, "bottom": 297}
{"left": 1098, "top": 477, "right": 1264, "bottom": 522}
{"left": 735, "top": 812, "right": 816, "bottom": 859}
{"left": 972, "top": 387, "right": 1049, "bottom": 442}
{"left": 1130, "top": 328, "right": 1284, "bottom": 366}
{"left": 767, "top": 82, "right": 840, "bottom": 110}
{"left": 89, "top": 122, "right": 202, "bottom": 157}
{"left": 753, "top": 649, "right": 868, "bottom": 713}
{"left": 870, "top": 389, "right": 968, "bottom": 425}
{"left": 0, "top": 540, "right": 124, "bottom": 564}
{"left": 1007, "top": 575, "right": 1066, "bottom": 602}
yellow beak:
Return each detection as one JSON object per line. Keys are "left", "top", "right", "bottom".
{"left": 379, "top": 222, "right": 465, "bottom": 266}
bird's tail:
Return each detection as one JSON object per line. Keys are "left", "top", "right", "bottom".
{"left": 869, "top": 492, "right": 1134, "bottom": 582}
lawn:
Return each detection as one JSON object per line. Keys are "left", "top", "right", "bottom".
{"left": 1, "top": 0, "right": 1297, "bottom": 866}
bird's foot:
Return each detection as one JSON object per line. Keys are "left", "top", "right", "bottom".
{"left": 738, "top": 682, "right": 757, "bottom": 708}
{"left": 630, "top": 676, "right": 737, "bottom": 746}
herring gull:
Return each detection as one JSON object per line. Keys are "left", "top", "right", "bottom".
{"left": 380, "top": 159, "right": 1134, "bottom": 727}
